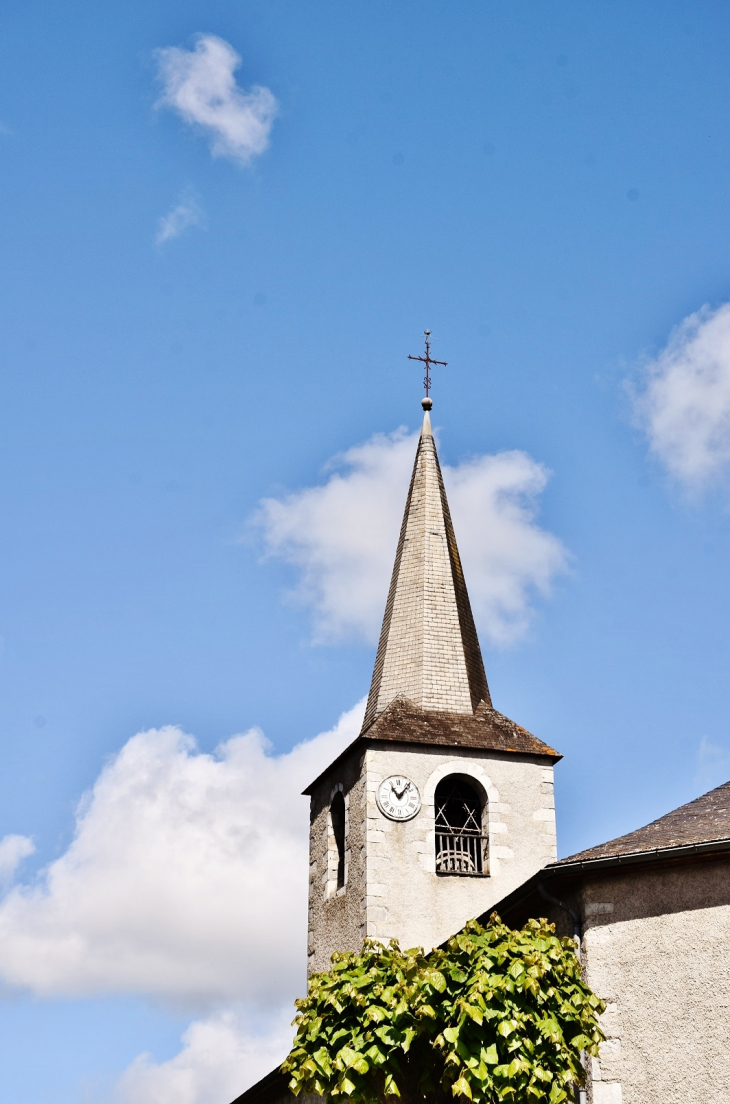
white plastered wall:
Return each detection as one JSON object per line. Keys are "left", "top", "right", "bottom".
{"left": 307, "top": 741, "right": 557, "bottom": 973}
{"left": 363, "top": 743, "right": 557, "bottom": 951}
{"left": 580, "top": 863, "right": 730, "bottom": 1104}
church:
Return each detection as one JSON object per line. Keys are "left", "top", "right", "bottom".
{"left": 233, "top": 391, "right": 730, "bottom": 1104}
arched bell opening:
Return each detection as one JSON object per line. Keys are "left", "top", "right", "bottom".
{"left": 330, "top": 791, "right": 346, "bottom": 891}
{"left": 434, "top": 774, "right": 489, "bottom": 877}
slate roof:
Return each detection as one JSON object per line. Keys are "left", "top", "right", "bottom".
{"left": 364, "top": 697, "right": 560, "bottom": 758}
{"left": 555, "top": 779, "right": 730, "bottom": 865}
{"left": 362, "top": 409, "right": 491, "bottom": 729}
{"left": 303, "top": 698, "right": 560, "bottom": 794}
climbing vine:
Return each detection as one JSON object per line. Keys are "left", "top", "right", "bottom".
{"left": 283, "top": 915, "right": 604, "bottom": 1104}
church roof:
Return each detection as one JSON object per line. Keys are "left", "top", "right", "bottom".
{"left": 361, "top": 406, "right": 491, "bottom": 729}
{"left": 554, "top": 779, "right": 730, "bottom": 865}
{"left": 362, "top": 696, "right": 560, "bottom": 758}
{"left": 303, "top": 697, "right": 559, "bottom": 795}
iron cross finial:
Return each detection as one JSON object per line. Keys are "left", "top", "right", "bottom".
{"left": 408, "top": 329, "right": 447, "bottom": 404}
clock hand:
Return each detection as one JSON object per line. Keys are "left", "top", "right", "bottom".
{"left": 391, "top": 781, "right": 411, "bottom": 800}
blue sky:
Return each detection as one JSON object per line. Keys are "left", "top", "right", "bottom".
{"left": 3, "top": 2, "right": 730, "bottom": 1101}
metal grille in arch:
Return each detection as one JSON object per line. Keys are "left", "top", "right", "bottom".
{"left": 434, "top": 777, "right": 488, "bottom": 876}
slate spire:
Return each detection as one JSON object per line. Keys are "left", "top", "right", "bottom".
{"left": 362, "top": 399, "right": 491, "bottom": 730}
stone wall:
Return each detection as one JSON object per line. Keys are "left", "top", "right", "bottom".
{"left": 307, "top": 740, "right": 557, "bottom": 973}
{"left": 307, "top": 745, "right": 367, "bottom": 976}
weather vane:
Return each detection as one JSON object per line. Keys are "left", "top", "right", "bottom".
{"left": 408, "top": 330, "right": 447, "bottom": 405}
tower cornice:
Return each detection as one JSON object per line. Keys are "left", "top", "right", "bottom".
{"left": 303, "top": 697, "right": 560, "bottom": 797}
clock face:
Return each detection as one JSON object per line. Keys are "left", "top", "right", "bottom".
{"left": 376, "top": 775, "right": 421, "bottom": 821}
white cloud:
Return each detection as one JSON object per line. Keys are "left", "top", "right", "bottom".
{"left": 446, "top": 450, "right": 568, "bottom": 644}
{"left": 155, "top": 34, "right": 278, "bottom": 165}
{"left": 0, "top": 701, "right": 364, "bottom": 1004}
{"left": 255, "top": 428, "right": 568, "bottom": 646}
{"left": 156, "top": 191, "right": 205, "bottom": 245}
{"left": 115, "top": 1006, "right": 294, "bottom": 1104}
{"left": 632, "top": 302, "right": 730, "bottom": 489}
{"left": 0, "top": 834, "right": 34, "bottom": 883}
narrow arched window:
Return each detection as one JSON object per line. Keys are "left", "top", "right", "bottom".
{"left": 330, "top": 791, "right": 346, "bottom": 890}
{"left": 435, "top": 776, "right": 487, "bottom": 876}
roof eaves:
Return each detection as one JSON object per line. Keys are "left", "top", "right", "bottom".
{"left": 551, "top": 835, "right": 730, "bottom": 873}
{"left": 472, "top": 836, "right": 730, "bottom": 930}
{"left": 302, "top": 734, "right": 364, "bottom": 796}
{"left": 301, "top": 729, "right": 560, "bottom": 796}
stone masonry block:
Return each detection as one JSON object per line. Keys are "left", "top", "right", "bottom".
{"left": 592, "top": 1084, "right": 622, "bottom": 1104}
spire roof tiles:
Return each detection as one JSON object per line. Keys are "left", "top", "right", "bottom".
{"left": 362, "top": 409, "right": 491, "bottom": 729}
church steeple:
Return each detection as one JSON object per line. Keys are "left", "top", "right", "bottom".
{"left": 304, "top": 347, "right": 560, "bottom": 975}
{"left": 362, "top": 398, "right": 491, "bottom": 730}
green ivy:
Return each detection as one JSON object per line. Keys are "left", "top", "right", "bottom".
{"left": 283, "top": 915, "right": 605, "bottom": 1104}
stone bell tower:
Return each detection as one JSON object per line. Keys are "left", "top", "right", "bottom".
{"left": 304, "top": 396, "right": 560, "bottom": 975}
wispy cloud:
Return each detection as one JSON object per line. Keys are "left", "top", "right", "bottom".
{"left": 254, "top": 428, "right": 568, "bottom": 646}
{"left": 155, "top": 190, "right": 205, "bottom": 246}
{"left": 631, "top": 302, "right": 730, "bottom": 490}
{"left": 155, "top": 34, "right": 278, "bottom": 165}
{"left": 695, "top": 735, "right": 730, "bottom": 792}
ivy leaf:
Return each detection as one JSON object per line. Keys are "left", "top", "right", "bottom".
{"left": 383, "top": 1073, "right": 401, "bottom": 1097}
{"left": 374, "top": 1025, "right": 404, "bottom": 1047}
{"left": 452, "top": 1075, "right": 473, "bottom": 1099}
{"left": 312, "top": 1047, "right": 333, "bottom": 1074}
{"left": 424, "top": 969, "right": 447, "bottom": 992}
